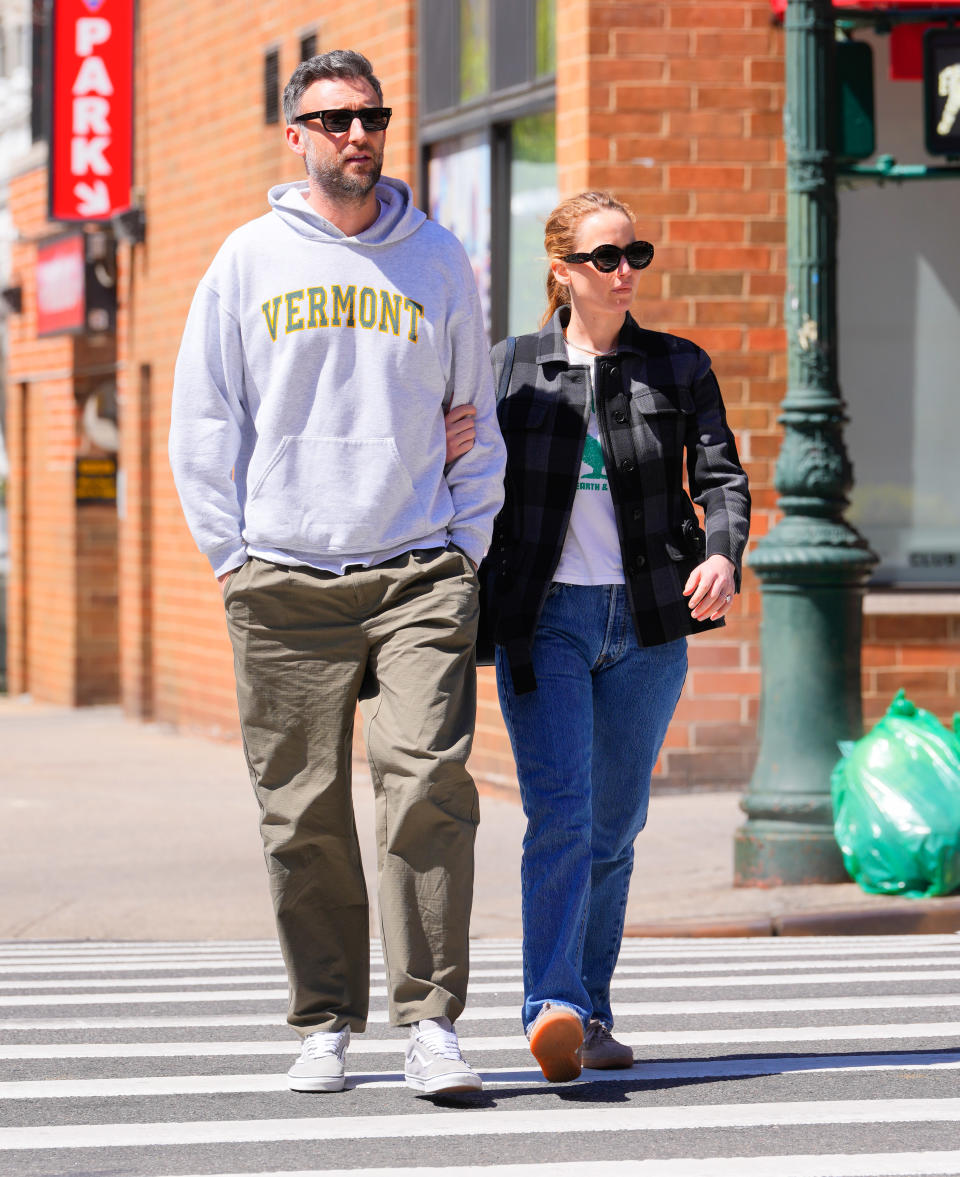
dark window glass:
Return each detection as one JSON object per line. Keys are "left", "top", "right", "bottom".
{"left": 30, "top": 0, "right": 48, "bottom": 143}
{"left": 428, "top": 132, "right": 492, "bottom": 331}
{"left": 422, "top": 0, "right": 556, "bottom": 115}
{"left": 508, "top": 111, "right": 556, "bottom": 335}
{"left": 421, "top": 0, "right": 458, "bottom": 114}
{"left": 492, "top": 0, "right": 532, "bottom": 92}
{"left": 264, "top": 48, "right": 280, "bottom": 125}
{"left": 460, "top": 0, "right": 489, "bottom": 103}
{"left": 300, "top": 33, "right": 317, "bottom": 63}
{"left": 536, "top": 0, "right": 556, "bottom": 76}
{"left": 422, "top": 0, "right": 556, "bottom": 342}
{"left": 840, "top": 32, "right": 960, "bottom": 586}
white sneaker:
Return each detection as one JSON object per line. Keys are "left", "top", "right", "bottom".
{"left": 404, "top": 1016, "right": 482, "bottom": 1095}
{"left": 287, "top": 1026, "right": 350, "bottom": 1092}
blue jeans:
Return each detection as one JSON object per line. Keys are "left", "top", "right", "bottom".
{"left": 496, "top": 583, "right": 687, "bottom": 1031}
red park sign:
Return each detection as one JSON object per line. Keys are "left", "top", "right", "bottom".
{"left": 49, "top": 0, "right": 134, "bottom": 222}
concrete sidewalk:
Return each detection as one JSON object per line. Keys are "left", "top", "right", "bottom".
{"left": 2, "top": 696, "right": 960, "bottom": 941}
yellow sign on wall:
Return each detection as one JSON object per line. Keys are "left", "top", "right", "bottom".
{"left": 75, "top": 456, "right": 117, "bottom": 504}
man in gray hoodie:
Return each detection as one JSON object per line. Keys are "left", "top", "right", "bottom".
{"left": 169, "top": 50, "right": 505, "bottom": 1097}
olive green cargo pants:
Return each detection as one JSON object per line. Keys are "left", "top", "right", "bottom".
{"left": 224, "top": 548, "right": 480, "bottom": 1035}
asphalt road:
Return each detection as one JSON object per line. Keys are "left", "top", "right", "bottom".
{"left": 4, "top": 935, "right": 960, "bottom": 1176}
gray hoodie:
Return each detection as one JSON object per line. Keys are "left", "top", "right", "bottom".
{"left": 169, "top": 177, "right": 505, "bottom": 574}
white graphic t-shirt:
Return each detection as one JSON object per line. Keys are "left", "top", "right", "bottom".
{"left": 552, "top": 341, "right": 625, "bottom": 585}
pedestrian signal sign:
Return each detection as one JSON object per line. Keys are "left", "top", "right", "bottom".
{"left": 836, "top": 40, "right": 875, "bottom": 163}
{"left": 924, "top": 28, "right": 960, "bottom": 157}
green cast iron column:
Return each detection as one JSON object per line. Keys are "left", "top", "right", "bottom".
{"left": 733, "top": 0, "right": 877, "bottom": 886}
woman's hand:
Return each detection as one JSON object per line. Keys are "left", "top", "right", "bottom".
{"left": 683, "top": 554, "right": 737, "bottom": 621}
{"left": 444, "top": 403, "right": 477, "bottom": 462}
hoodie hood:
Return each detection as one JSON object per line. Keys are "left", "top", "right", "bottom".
{"left": 267, "top": 175, "right": 426, "bottom": 246}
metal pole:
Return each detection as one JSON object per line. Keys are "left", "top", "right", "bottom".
{"left": 734, "top": 0, "right": 878, "bottom": 886}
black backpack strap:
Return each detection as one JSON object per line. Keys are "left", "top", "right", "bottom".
{"left": 496, "top": 331, "right": 541, "bottom": 404}
{"left": 496, "top": 336, "right": 516, "bottom": 405}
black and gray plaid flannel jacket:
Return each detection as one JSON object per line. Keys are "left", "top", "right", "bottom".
{"left": 481, "top": 306, "right": 750, "bottom": 694}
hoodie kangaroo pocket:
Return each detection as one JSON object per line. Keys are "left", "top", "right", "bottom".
{"left": 245, "top": 435, "right": 432, "bottom": 554}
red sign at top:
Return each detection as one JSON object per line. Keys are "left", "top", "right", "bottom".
{"left": 36, "top": 234, "right": 86, "bottom": 335}
{"left": 49, "top": 0, "right": 134, "bottom": 222}
{"left": 770, "top": 1, "right": 960, "bottom": 13}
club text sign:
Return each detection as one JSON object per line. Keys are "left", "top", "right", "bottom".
{"left": 50, "top": 0, "right": 134, "bottom": 222}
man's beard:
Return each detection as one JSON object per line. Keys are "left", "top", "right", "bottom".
{"left": 305, "top": 142, "right": 383, "bottom": 202}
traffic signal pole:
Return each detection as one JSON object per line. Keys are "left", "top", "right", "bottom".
{"left": 734, "top": 0, "right": 878, "bottom": 886}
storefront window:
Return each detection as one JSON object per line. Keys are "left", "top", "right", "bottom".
{"left": 460, "top": 0, "right": 489, "bottom": 103}
{"left": 508, "top": 111, "right": 557, "bottom": 335}
{"left": 421, "top": 0, "right": 556, "bottom": 341}
{"left": 535, "top": 0, "right": 556, "bottom": 77}
{"left": 428, "top": 132, "right": 492, "bottom": 330}
{"left": 839, "top": 31, "right": 960, "bottom": 586}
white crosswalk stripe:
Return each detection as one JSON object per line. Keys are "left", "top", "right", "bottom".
{"left": 3, "top": 936, "right": 960, "bottom": 1176}
{"left": 3, "top": 1020, "right": 960, "bottom": 1059}
{"left": 6, "top": 967, "right": 960, "bottom": 1005}
{"left": 5, "top": 1050, "right": 960, "bottom": 1100}
{"left": 7, "top": 990, "right": 960, "bottom": 1031}
{"left": 7, "top": 1098, "right": 960, "bottom": 1149}
{"left": 5, "top": 953, "right": 960, "bottom": 986}
{"left": 128, "top": 1161, "right": 960, "bottom": 1177}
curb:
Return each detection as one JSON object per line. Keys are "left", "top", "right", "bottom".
{"left": 623, "top": 896, "right": 960, "bottom": 938}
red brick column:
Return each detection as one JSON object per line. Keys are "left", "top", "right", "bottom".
{"left": 5, "top": 370, "right": 27, "bottom": 697}
{"left": 76, "top": 504, "right": 119, "bottom": 703}
{"left": 7, "top": 171, "right": 81, "bottom": 704}
{"left": 116, "top": 259, "right": 152, "bottom": 718}
{"left": 555, "top": 0, "right": 786, "bottom": 788}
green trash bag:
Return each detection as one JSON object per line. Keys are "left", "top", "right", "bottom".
{"left": 831, "top": 689, "right": 960, "bottom": 898}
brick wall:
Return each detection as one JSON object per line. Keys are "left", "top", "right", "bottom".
{"left": 115, "top": 290, "right": 152, "bottom": 719}
{"left": 76, "top": 505, "right": 119, "bottom": 702}
{"left": 8, "top": 0, "right": 956, "bottom": 790}
{"left": 5, "top": 0, "right": 785, "bottom": 781}
{"left": 472, "top": 667, "right": 515, "bottom": 796}
{"left": 863, "top": 612, "right": 960, "bottom": 731}
{"left": 118, "top": 0, "right": 420, "bottom": 736}
{"left": 7, "top": 170, "right": 80, "bottom": 704}
{"left": 554, "top": 0, "right": 785, "bottom": 789}
{"left": 6, "top": 167, "right": 121, "bottom": 707}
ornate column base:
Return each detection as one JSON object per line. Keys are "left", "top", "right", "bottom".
{"left": 734, "top": 523, "right": 876, "bottom": 887}
{"left": 734, "top": 821, "right": 847, "bottom": 888}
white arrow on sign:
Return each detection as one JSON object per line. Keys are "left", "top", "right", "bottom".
{"left": 74, "top": 179, "right": 110, "bottom": 216}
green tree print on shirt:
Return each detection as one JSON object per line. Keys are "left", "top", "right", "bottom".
{"left": 581, "top": 434, "right": 606, "bottom": 482}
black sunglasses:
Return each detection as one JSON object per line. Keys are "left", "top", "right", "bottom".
{"left": 562, "top": 241, "right": 655, "bottom": 273}
{"left": 294, "top": 106, "right": 392, "bottom": 133}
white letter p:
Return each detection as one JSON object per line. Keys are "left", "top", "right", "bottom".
{"left": 76, "top": 18, "right": 111, "bottom": 58}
